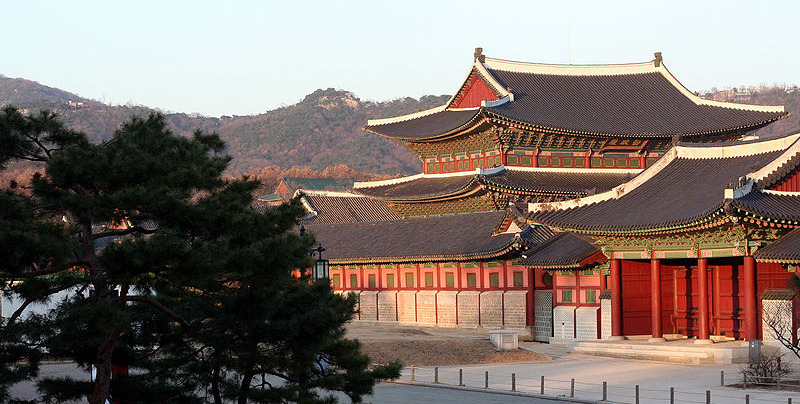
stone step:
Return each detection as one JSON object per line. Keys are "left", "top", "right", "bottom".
{"left": 574, "top": 342, "right": 719, "bottom": 353}
{"left": 572, "top": 346, "right": 710, "bottom": 359}
{"left": 569, "top": 340, "right": 749, "bottom": 364}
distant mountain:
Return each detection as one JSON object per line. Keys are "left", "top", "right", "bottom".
{"left": 0, "top": 76, "right": 449, "bottom": 175}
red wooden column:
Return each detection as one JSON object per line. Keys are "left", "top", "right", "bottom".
{"left": 650, "top": 259, "right": 665, "bottom": 342}
{"left": 743, "top": 256, "right": 758, "bottom": 340}
{"left": 610, "top": 259, "right": 624, "bottom": 339}
{"left": 600, "top": 272, "right": 607, "bottom": 292}
{"left": 696, "top": 258, "right": 712, "bottom": 343}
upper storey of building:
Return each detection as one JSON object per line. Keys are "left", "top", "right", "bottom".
{"left": 365, "top": 49, "right": 787, "bottom": 174}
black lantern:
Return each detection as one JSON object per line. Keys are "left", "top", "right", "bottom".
{"left": 311, "top": 244, "right": 329, "bottom": 281}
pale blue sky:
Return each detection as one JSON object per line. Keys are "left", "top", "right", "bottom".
{"left": 3, "top": 0, "right": 798, "bottom": 117}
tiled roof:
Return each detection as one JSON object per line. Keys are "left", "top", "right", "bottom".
{"left": 519, "top": 233, "right": 600, "bottom": 269}
{"left": 485, "top": 69, "right": 785, "bottom": 137}
{"left": 760, "top": 288, "right": 795, "bottom": 300}
{"left": 363, "top": 56, "right": 785, "bottom": 141}
{"left": 754, "top": 228, "right": 800, "bottom": 264}
{"left": 300, "top": 192, "right": 400, "bottom": 224}
{"left": 304, "top": 211, "right": 523, "bottom": 264}
{"left": 364, "top": 109, "right": 482, "bottom": 140}
{"left": 731, "top": 191, "right": 800, "bottom": 222}
{"left": 530, "top": 148, "right": 784, "bottom": 233}
{"left": 480, "top": 169, "right": 635, "bottom": 196}
{"left": 353, "top": 174, "right": 480, "bottom": 201}
{"left": 282, "top": 177, "right": 355, "bottom": 192}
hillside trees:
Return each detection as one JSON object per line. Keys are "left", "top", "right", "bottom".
{"left": 0, "top": 107, "right": 398, "bottom": 403}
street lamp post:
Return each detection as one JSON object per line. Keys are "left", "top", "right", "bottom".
{"left": 311, "top": 244, "right": 329, "bottom": 281}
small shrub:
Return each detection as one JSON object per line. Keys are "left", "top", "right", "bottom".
{"left": 740, "top": 350, "right": 792, "bottom": 385}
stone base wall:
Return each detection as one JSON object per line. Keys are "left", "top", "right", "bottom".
{"left": 504, "top": 291, "right": 528, "bottom": 328}
{"left": 479, "top": 291, "right": 504, "bottom": 328}
{"left": 576, "top": 306, "right": 599, "bottom": 340}
{"left": 377, "top": 291, "right": 397, "bottom": 322}
{"left": 457, "top": 291, "right": 480, "bottom": 327}
{"left": 416, "top": 291, "right": 437, "bottom": 326}
{"left": 347, "top": 289, "right": 531, "bottom": 332}
{"left": 397, "top": 291, "right": 417, "bottom": 325}
{"left": 359, "top": 291, "right": 378, "bottom": 322}
{"left": 600, "top": 299, "right": 611, "bottom": 339}
{"left": 553, "top": 306, "right": 576, "bottom": 339}
{"left": 437, "top": 291, "right": 458, "bottom": 327}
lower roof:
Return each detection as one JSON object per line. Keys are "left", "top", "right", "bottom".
{"left": 305, "top": 211, "right": 524, "bottom": 264}
{"left": 530, "top": 146, "right": 786, "bottom": 233}
{"left": 519, "top": 233, "right": 601, "bottom": 269}
{"left": 755, "top": 228, "right": 800, "bottom": 264}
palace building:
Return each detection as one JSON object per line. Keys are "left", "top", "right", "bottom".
{"left": 298, "top": 49, "right": 799, "bottom": 344}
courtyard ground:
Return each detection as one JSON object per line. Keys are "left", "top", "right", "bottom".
{"left": 346, "top": 323, "right": 551, "bottom": 366}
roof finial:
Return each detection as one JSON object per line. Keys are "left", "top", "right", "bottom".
{"left": 654, "top": 52, "right": 663, "bottom": 67}
{"left": 474, "top": 47, "right": 485, "bottom": 63}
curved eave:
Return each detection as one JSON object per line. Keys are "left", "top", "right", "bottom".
{"left": 754, "top": 257, "right": 800, "bottom": 265}
{"left": 376, "top": 179, "right": 484, "bottom": 203}
{"left": 485, "top": 109, "right": 786, "bottom": 139}
{"left": 328, "top": 242, "right": 519, "bottom": 265}
{"left": 363, "top": 109, "right": 486, "bottom": 142}
{"left": 479, "top": 177, "right": 587, "bottom": 197}
{"left": 536, "top": 204, "right": 733, "bottom": 236}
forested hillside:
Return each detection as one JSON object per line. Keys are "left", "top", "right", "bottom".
{"left": 0, "top": 76, "right": 449, "bottom": 177}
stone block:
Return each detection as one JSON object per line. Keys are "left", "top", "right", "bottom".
{"left": 575, "top": 306, "right": 599, "bottom": 340}
{"left": 397, "top": 291, "right": 417, "bottom": 325}
{"left": 436, "top": 291, "right": 458, "bottom": 327}
{"left": 416, "top": 290, "right": 437, "bottom": 325}
{"left": 377, "top": 291, "right": 398, "bottom": 322}
{"left": 553, "top": 305, "right": 576, "bottom": 339}
{"left": 480, "top": 291, "right": 504, "bottom": 327}
{"left": 457, "top": 291, "right": 480, "bottom": 327}
{"left": 601, "top": 299, "right": 611, "bottom": 339}
{"left": 359, "top": 291, "right": 378, "bottom": 322}
{"left": 503, "top": 291, "right": 528, "bottom": 328}
{"left": 489, "top": 330, "right": 519, "bottom": 350}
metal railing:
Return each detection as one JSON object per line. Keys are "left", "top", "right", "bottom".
{"left": 400, "top": 366, "right": 800, "bottom": 404}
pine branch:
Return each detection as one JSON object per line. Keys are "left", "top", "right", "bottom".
{"left": 115, "top": 295, "right": 192, "bottom": 328}
{"left": 91, "top": 226, "right": 158, "bottom": 239}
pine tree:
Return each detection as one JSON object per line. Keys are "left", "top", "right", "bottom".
{"left": 0, "top": 107, "right": 399, "bottom": 403}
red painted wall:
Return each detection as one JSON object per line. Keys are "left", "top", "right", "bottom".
{"left": 769, "top": 166, "right": 800, "bottom": 192}
{"left": 621, "top": 260, "right": 652, "bottom": 335}
{"left": 618, "top": 258, "right": 792, "bottom": 339}
{"left": 452, "top": 75, "right": 498, "bottom": 109}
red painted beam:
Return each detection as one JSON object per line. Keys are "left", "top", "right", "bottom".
{"left": 611, "top": 259, "right": 623, "bottom": 337}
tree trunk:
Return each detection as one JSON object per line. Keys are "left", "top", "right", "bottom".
{"left": 90, "top": 328, "right": 120, "bottom": 404}
{"left": 238, "top": 370, "right": 255, "bottom": 404}
{"left": 212, "top": 365, "right": 223, "bottom": 404}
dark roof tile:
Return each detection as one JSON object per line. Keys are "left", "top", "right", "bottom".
{"left": 301, "top": 193, "right": 400, "bottom": 224}
{"left": 365, "top": 109, "right": 481, "bottom": 139}
{"left": 305, "top": 211, "right": 521, "bottom": 264}
{"left": 486, "top": 69, "right": 785, "bottom": 137}
{"left": 520, "top": 233, "right": 600, "bottom": 268}
{"left": 481, "top": 169, "right": 635, "bottom": 195}
{"left": 353, "top": 175, "right": 479, "bottom": 200}
{"left": 754, "top": 228, "right": 800, "bottom": 264}
{"left": 531, "top": 150, "right": 783, "bottom": 232}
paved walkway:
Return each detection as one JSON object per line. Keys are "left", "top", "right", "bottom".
{"left": 400, "top": 353, "right": 800, "bottom": 404}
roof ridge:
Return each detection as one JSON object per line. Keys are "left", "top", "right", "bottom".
{"left": 366, "top": 104, "right": 448, "bottom": 126}
{"left": 353, "top": 171, "right": 477, "bottom": 189}
{"left": 484, "top": 55, "right": 784, "bottom": 114}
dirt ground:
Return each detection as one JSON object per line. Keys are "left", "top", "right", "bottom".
{"left": 347, "top": 324, "right": 552, "bottom": 367}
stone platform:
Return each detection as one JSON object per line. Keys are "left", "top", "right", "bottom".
{"left": 562, "top": 337, "right": 750, "bottom": 364}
